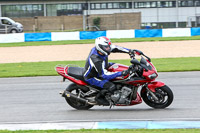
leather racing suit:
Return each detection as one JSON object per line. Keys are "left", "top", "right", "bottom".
{"left": 83, "top": 45, "right": 130, "bottom": 90}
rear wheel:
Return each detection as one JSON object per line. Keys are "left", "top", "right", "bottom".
{"left": 65, "top": 83, "right": 94, "bottom": 110}
{"left": 141, "top": 85, "right": 173, "bottom": 109}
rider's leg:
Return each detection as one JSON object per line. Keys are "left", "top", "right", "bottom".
{"left": 96, "top": 81, "right": 116, "bottom": 105}
{"left": 84, "top": 77, "right": 116, "bottom": 105}
{"left": 102, "top": 82, "right": 116, "bottom": 94}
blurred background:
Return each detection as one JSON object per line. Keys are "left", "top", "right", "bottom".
{"left": 0, "top": 0, "right": 200, "bottom": 33}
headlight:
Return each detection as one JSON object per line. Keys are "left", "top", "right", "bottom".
{"left": 17, "top": 25, "right": 23, "bottom": 28}
{"left": 148, "top": 73, "right": 157, "bottom": 79}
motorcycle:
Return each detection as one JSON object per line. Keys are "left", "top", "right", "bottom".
{"left": 55, "top": 50, "right": 173, "bottom": 110}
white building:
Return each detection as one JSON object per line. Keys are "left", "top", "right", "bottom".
{"left": 0, "top": 0, "right": 200, "bottom": 28}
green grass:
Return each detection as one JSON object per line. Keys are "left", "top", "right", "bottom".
{"left": 0, "top": 57, "right": 199, "bottom": 78}
{"left": 1, "top": 36, "right": 200, "bottom": 47}
{"left": 0, "top": 129, "right": 200, "bottom": 133}
{"left": 0, "top": 40, "right": 95, "bottom": 47}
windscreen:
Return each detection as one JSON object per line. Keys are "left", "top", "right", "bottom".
{"left": 140, "top": 57, "right": 152, "bottom": 70}
{"left": 6, "top": 18, "right": 15, "bottom": 24}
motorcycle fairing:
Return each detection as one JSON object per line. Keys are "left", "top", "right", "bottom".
{"left": 116, "top": 93, "right": 142, "bottom": 106}
{"left": 147, "top": 81, "right": 165, "bottom": 92}
{"left": 130, "top": 93, "right": 142, "bottom": 105}
{"left": 108, "top": 63, "right": 151, "bottom": 84}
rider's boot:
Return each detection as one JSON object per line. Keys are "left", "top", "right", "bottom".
{"left": 95, "top": 90, "right": 110, "bottom": 106}
{"left": 95, "top": 83, "right": 116, "bottom": 106}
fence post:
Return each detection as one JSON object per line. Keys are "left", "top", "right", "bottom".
{"left": 83, "top": 13, "right": 86, "bottom": 31}
{"left": 61, "top": 24, "right": 64, "bottom": 31}
{"left": 33, "top": 25, "right": 36, "bottom": 32}
{"left": 34, "top": 16, "right": 38, "bottom": 31}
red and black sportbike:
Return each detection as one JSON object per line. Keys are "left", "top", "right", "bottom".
{"left": 55, "top": 50, "right": 173, "bottom": 110}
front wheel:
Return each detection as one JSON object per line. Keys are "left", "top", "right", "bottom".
{"left": 10, "top": 29, "right": 18, "bottom": 33}
{"left": 141, "top": 85, "right": 173, "bottom": 109}
{"left": 64, "top": 83, "right": 94, "bottom": 110}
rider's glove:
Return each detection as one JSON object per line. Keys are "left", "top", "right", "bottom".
{"left": 129, "top": 49, "right": 143, "bottom": 55}
{"left": 129, "top": 49, "right": 134, "bottom": 54}
{"left": 121, "top": 70, "right": 129, "bottom": 76}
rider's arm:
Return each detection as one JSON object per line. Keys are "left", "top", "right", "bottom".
{"left": 111, "top": 45, "right": 143, "bottom": 56}
{"left": 110, "top": 45, "right": 130, "bottom": 53}
{"left": 98, "top": 61, "right": 122, "bottom": 80}
{"left": 108, "top": 62, "right": 115, "bottom": 68}
{"left": 91, "top": 55, "right": 122, "bottom": 80}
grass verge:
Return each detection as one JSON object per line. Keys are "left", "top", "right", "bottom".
{"left": 1, "top": 129, "right": 200, "bottom": 133}
{"left": 1, "top": 36, "right": 200, "bottom": 47}
{"left": 0, "top": 57, "right": 199, "bottom": 78}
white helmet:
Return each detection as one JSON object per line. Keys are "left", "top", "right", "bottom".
{"left": 95, "top": 36, "right": 112, "bottom": 55}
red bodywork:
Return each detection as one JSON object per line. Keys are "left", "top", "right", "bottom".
{"left": 55, "top": 58, "right": 165, "bottom": 106}
{"left": 56, "top": 66, "right": 87, "bottom": 86}
{"left": 108, "top": 61, "right": 165, "bottom": 92}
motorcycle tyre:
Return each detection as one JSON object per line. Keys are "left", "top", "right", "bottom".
{"left": 141, "top": 85, "right": 173, "bottom": 109}
{"left": 65, "top": 83, "right": 94, "bottom": 110}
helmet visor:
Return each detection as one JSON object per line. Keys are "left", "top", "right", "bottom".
{"left": 99, "top": 45, "right": 111, "bottom": 55}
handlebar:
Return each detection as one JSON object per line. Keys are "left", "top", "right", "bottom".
{"left": 128, "top": 50, "right": 151, "bottom": 72}
{"left": 129, "top": 49, "right": 151, "bottom": 62}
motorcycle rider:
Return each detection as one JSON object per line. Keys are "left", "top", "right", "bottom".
{"left": 83, "top": 36, "right": 136, "bottom": 105}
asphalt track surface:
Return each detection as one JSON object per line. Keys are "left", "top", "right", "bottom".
{"left": 0, "top": 71, "right": 200, "bottom": 124}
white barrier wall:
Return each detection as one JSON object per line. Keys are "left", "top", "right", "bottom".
{"left": 162, "top": 28, "right": 191, "bottom": 37}
{"left": 0, "top": 33, "right": 24, "bottom": 43}
{"left": 0, "top": 28, "right": 199, "bottom": 43}
{"left": 51, "top": 32, "right": 80, "bottom": 41}
{"left": 107, "top": 30, "right": 135, "bottom": 38}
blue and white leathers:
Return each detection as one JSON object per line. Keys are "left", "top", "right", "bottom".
{"left": 83, "top": 45, "right": 130, "bottom": 89}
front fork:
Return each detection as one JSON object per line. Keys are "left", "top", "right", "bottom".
{"left": 143, "top": 81, "right": 165, "bottom": 101}
{"left": 145, "top": 85, "right": 159, "bottom": 101}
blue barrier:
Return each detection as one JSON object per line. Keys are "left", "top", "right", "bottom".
{"left": 80, "top": 31, "right": 106, "bottom": 40}
{"left": 191, "top": 27, "right": 200, "bottom": 36}
{"left": 25, "top": 32, "right": 51, "bottom": 42}
{"left": 97, "top": 121, "right": 200, "bottom": 129}
{"left": 97, "top": 121, "right": 147, "bottom": 129}
{"left": 135, "top": 29, "right": 162, "bottom": 38}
